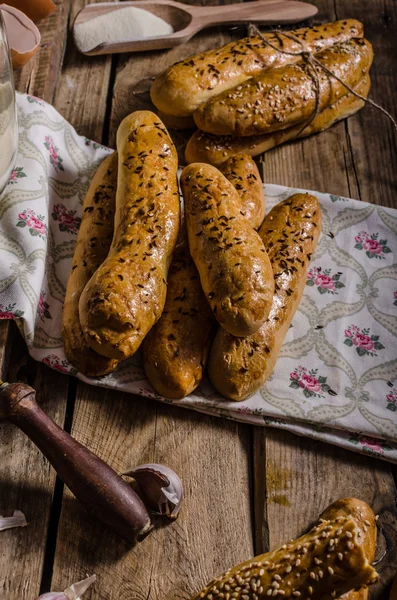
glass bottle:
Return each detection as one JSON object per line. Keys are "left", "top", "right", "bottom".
{"left": 0, "top": 8, "right": 17, "bottom": 196}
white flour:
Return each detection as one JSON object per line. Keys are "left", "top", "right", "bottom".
{"left": 0, "top": 82, "right": 17, "bottom": 194}
{"left": 74, "top": 6, "right": 174, "bottom": 52}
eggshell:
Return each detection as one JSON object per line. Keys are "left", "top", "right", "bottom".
{"left": 3, "top": 0, "right": 55, "bottom": 22}
{"left": 0, "top": 4, "right": 40, "bottom": 68}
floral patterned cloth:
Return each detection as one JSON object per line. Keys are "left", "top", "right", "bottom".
{"left": 1, "top": 93, "right": 396, "bottom": 462}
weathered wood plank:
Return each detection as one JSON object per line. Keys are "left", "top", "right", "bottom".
{"left": 1, "top": 3, "right": 72, "bottom": 598}
{"left": 51, "top": 387, "right": 253, "bottom": 598}
{"left": 52, "top": 0, "right": 113, "bottom": 141}
{"left": 256, "top": 1, "right": 397, "bottom": 599}
{"left": 50, "top": 0, "right": 254, "bottom": 596}
{"left": 13, "top": 0, "right": 71, "bottom": 102}
{"left": 0, "top": 326, "right": 70, "bottom": 600}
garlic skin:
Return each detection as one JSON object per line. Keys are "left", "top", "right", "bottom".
{"left": 36, "top": 574, "right": 96, "bottom": 600}
{"left": 0, "top": 509, "right": 27, "bottom": 531}
{"left": 123, "top": 464, "right": 183, "bottom": 520}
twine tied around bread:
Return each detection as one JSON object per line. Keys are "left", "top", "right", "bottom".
{"left": 248, "top": 24, "right": 397, "bottom": 134}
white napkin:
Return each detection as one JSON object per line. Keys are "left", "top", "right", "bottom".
{"left": 1, "top": 92, "right": 396, "bottom": 463}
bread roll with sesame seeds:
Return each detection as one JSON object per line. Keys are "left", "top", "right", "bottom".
{"left": 321, "top": 498, "right": 377, "bottom": 600}
{"left": 181, "top": 163, "right": 274, "bottom": 338}
{"left": 79, "top": 111, "right": 180, "bottom": 361}
{"left": 62, "top": 152, "right": 119, "bottom": 377}
{"left": 185, "top": 76, "right": 371, "bottom": 166}
{"left": 219, "top": 154, "right": 265, "bottom": 230}
{"left": 194, "top": 38, "right": 373, "bottom": 137}
{"left": 189, "top": 498, "right": 377, "bottom": 600}
{"left": 143, "top": 159, "right": 266, "bottom": 399}
{"left": 151, "top": 20, "right": 364, "bottom": 118}
{"left": 208, "top": 192, "right": 321, "bottom": 401}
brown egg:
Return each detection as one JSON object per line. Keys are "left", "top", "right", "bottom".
{"left": 1, "top": 4, "right": 41, "bottom": 68}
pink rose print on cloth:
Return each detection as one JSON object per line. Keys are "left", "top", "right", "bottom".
{"left": 42, "top": 354, "right": 75, "bottom": 375}
{"left": 0, "top": 303, "right": 24, "bottom": 319}
{"left": 394, "top": 291, "right": 397, "bottom": 307}
{"left": 27, "top": 95, "right": 45, "bottom": 106}
{"left": 386, "top": 387, "right": 397, "bottom": 412}
{"left": 306, "top": 266, "right": 345, "bottom": 295}
{"left": 16, "top": 209, "right": 47, "bottom": 240}
{"left": 354, "top": 231, "right": 391, "bottom": 259}
{"left": 348, "top": 434, "right": 392, "bottom": 455}
{"left": 289, "top": 366, "right": 336, "bottom": 399}
{"left": 44, "top": 135, "right": 65, "bottom": 172}
{"left": 37, "top": 291, "right": 52, "bottom": 321}
{"left": 51, "top": 203, "right": 81, "bottom": 235}
{"left": 344, "top": 325, "right": 385, "bottom": 357}
{"left": 8, "top": 167, "right": 27, "bottom": 184}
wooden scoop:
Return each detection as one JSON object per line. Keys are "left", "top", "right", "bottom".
{"left": 73, "top": 0, "right": 318, "bottom": 55}
{"left": 0, "top": 380, "right": 153, "bottom": 542}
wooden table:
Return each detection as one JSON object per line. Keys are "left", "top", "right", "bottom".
{"left": 1, "top": 1, "right": 397, "bottom": 598}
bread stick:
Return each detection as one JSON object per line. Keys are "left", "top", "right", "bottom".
{"left": 194, "top": 38, "right": 373, "bottom": 136}
{"left": 188, "top": 498, "right": 377, "bottom": 600}
{"left": 181, "top": 163, "right": 273, "bottom": 337}
{"left": 208, "top": 193, "right": 321, "bottom": 400}
{"left": 220, "top": 154, "right": 265, "bottom": 230}
{"left": 151, "top": 20, "right": 364, "bottom": 118}
{"left": 62, "top": 152, "right": 119, "bottom": 377}
{"left": 185, "top": 76, "right": 370, "bottom": 166}
{"left": 79, "top": 111, "right": 180, "bottom": 360}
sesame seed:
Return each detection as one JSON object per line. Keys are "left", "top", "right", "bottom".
{"left": 314, "top": 558, "right": 322, "bottom": 565}
{"left": 309, "top": 572, "right": 316, "bottom": 580}
{"left": 337, "top": 553, "right": 343, "bottom": 561}
{"left": 272, "top": 582, "right": 280, "bottom": 589}
{"left": 272, "top": 592, "right": 278, "bottom": 598}
{"left": 345, "top": 531, "right": 353, "bottom": 538}
{"left": 347, "top": 541, "right": 354, "bottom": 550}
{"left": 308, "top": 587, "right": 313, "bottom": 595}
{"left": 274, "top": 575, "right": 281, "bottom": 582}
{"left": 293, "top": 593, "right": 301, "bottom": 597}
{"left": 295, "top": 560, "right": 301, "bottom": 567}
{"left": 259, "top": 570, "right": 265, "bottom": 576}
{"left": 318, "top": 570, "right": 324, "bottom": 579}
{"left": 266, "top": 590, "right": 272, "bottom": 597}
{"left": 328, "top": 567, "right": 334, "bottom": 575}
{"left": 364, "top": 519, "right": 371, "bottom": 526}
{"left": 286, "top": 566, "right": 292, "bottom": 573}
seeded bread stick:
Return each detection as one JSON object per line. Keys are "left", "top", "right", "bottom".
{"left": 143, "top": 159, "right": 266, "bottom": 399}
{"left": 194, "top": 38, "right": 373, "bottom": 137}
{"left": 220, "top": 154, "right": 265, "bottom": 230}
{"left": 143, "top": 221, "right": 216, "bottom": 400}
{"left": 79, "top": 111, "right": 180, "bottom": 360}
{"left": 208, "top": 193, "right": 321, "bottom": 401}
{"left": 151, "top": 20, "right": 364, "bottom": 118}
{"left": 181, "top": 163, "right": 274, "bottom": 337}
{"left": 189, "top": 498, "right": 377, "bottom": 600}
{"left": 321, "top": 498, "right": 376, "bottom": 600}
{"left": 185, "top": 76, "right": 370, "bottom": 166}
{"left": 62, "top": 152, "right": 119, "bottom": 377}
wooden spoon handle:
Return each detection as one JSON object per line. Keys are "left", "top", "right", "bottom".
{"left": 187, "top": 0, "right": 318, "bottom": 28}
{"left": 0, "top": 382, "right": 152, "bottom": 543}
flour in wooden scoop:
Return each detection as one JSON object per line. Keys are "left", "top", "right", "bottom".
{"left": 74, "top": 6, "right": 174, "bottom": 52}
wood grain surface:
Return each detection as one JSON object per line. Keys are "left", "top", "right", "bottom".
{"left": 1, "top": 0, "right": 396, "bottom": 598}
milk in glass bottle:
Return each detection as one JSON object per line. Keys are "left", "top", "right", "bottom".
{"left": 0, "top": 9, "right": 17, "bottom": 196}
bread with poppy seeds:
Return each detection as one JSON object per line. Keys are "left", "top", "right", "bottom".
{"left": 208, "top": 192, "right": 321, "bottom": 400}
{"left": 62, "top": 152, "right": 119, "bottom": 376}
{"left": 185, "top": 76, "right": 370, "bottom": 166}
{"left": 151, "top": 20, "right": 364, "bottom": 118}
{"left": 181, "top": 163, "right": 274, "bottom": 337}
{"left": 79, "top": 111, "right": 180, "bottom": 360}
{"left": 194, "top": 38, "right": 373, "bottom": 137}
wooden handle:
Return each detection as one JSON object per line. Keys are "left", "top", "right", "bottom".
{"left": 0, "top": 382, "right": 152, "bottom": 543}
{"left": 186, "top": 0, "right": 318, "bottom": 28}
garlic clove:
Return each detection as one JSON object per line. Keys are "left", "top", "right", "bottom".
{"left": 123, "top": 464, "right": 183, "bottom": 520}
{"left": 0, "top": 509, "right": 27, "bottom": 531}
{"left": 36, "top": 574, "right": 96, "bottom": 600}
